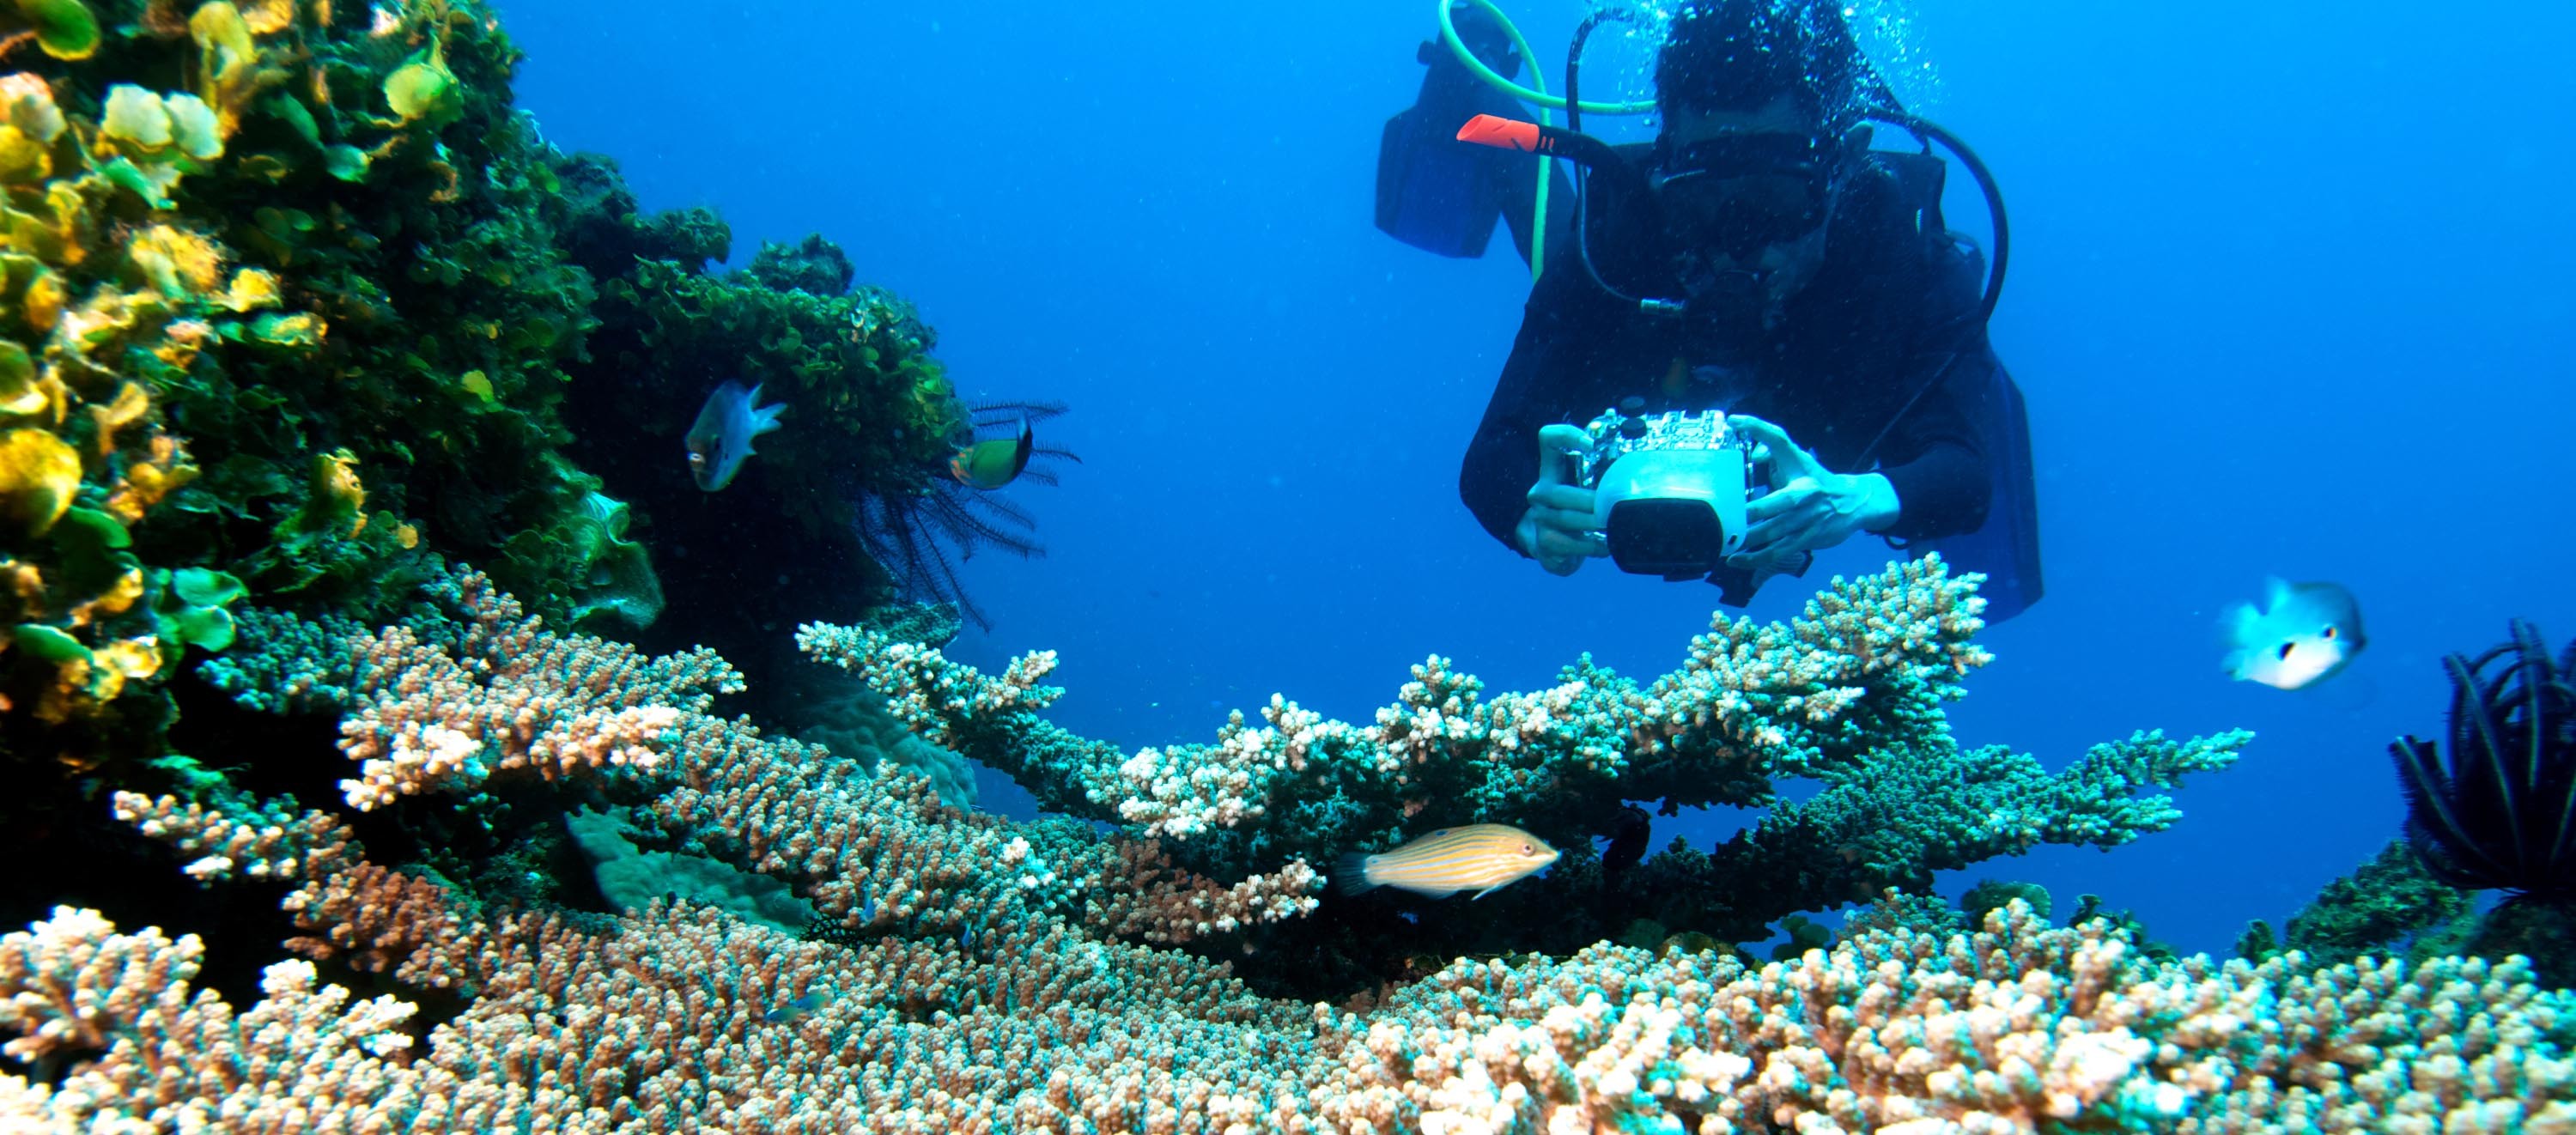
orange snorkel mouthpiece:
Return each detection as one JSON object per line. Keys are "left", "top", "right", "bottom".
{"left": 1455, "top": 114, "right": 1627, "bottom": 179}
{"left": 1456, "top": 113, "right": 1546, "bottom": 154}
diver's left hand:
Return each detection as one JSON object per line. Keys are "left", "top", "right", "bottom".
{"left": 1726, "top": 415, "right": 1900, "bottom": 569}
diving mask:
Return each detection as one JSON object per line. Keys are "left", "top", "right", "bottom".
{"left": 1648, "top": 133, "right": 1837, "bottom": 261}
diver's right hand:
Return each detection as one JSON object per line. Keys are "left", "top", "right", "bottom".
{"left": 1518, "top": 424, "right": 1605, "bottom": 576}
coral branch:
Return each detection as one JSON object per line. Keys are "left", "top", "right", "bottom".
{"left": 804, "top": 557, "right": 2247, "bottom": 944}
{"left": 1074, "top": 839, "right": 1323, "bottom": 944}
{"left": 804, "top": 559, "right": 1996, "bottom": 863}
{"left": 188, "top": 569, "right": 1314, "bottom": 951}
{"left": 206, "top": 572, "right": 739, "bottom": 810}
{"left": 0, "top": 907, "right": 422, "bottom": 1128}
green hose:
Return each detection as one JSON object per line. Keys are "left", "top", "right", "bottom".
{"left": 1435, "top": 0, "right": 1658, "bottom": 115}
{"left": 1435, "top": 0, "right": 1657, "bottom": 279}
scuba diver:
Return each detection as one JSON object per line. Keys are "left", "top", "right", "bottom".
{"left": 1376, "top": 0, "right": 2043, "bottom": 620}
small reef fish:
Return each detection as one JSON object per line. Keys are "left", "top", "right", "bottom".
{"left": 685, "top": 380, "right": 785, "bottom": 492}
{"left": 2221, "top": 577, "right": 2366, "bottom": 690}
{"left": 762, "top": 986, "right": 833, "bottom": 1025}
{"left": 1334, "top": 822, "right": 1560, "bottom": 900}
{"left": 949, "top": 418, "right": 1033, "bottom": 490}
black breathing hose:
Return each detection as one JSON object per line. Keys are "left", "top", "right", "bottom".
{"left": 1562, "top": 9, "right": 1652, "bottom": 306}
{"left": 1564, "top": 9, "right": 1641, "bottom": 138}
{"left": 1864, "top": 110, "right": 2009, "bottom": 325}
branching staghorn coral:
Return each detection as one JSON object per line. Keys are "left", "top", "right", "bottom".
{"left": 185, "top": 568, "right": 1315, "bottom": 950}
{"left": 798, "top": 558, "right": 1996, "bottom": 860}
{"left": 801, "top": 557, "right": 2252, "bottom": 944}
{"left": 1607, "top": 728, "right": 2250, "bottom": 938}
{"left": 205, "top": 569, "right": 735, "bottom": 810}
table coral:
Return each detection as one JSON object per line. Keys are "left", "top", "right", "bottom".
{"left": 802, "top": 557, "right": 2252, "bottom": 949}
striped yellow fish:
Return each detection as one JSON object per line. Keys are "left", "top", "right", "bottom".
{"left": 1334, "top": 823, "right": 1559, "bottom": 900}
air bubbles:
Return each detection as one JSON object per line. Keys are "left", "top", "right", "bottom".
{"left": 1582, "top": 0, "right": 1677, "bottom": 130}
{"left": 1843, "top": 0, "right": 1941, "bottom": 108}
{"left": 1591, "top": 0, "right": 1941, "bottom": 119}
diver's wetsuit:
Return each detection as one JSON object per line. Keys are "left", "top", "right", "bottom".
{"left": 1459, "top": 151, "right": 2009, "bottom": 554}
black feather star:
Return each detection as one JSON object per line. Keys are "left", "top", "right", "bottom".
{"left": 854, "top": 401, "right": 1078, "bottom": 632}
{"left": 2391, "top": 621, "right": 2576, "bottom": 898}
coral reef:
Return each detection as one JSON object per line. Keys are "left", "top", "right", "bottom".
{"left": 0, "top": 3, "right": 2564, "bottom": 1131}
{"left": 197, "top": 570, "right": 735, "bottom": 810}
{"left": 2237, "top": 839, "right": 2575, "bottom": 991}
{"left": 0, "top": 567, "right": 2555, "bottom": 1131}
{"left": 580, "top": 252, "right": 960, "bottom": 531}
{"left": 2225, "top": 622, "right": 2576, "bottom": 990}
{"left": 130, "top": 0, "right": 635, "bottom": 620}
{"left": 0, "top": 57, "right": 286, "bottom": 768}
{"left": 181, "top": 568, "right": 1312, "bottom": 948}
{"left": 0, "top": 2, "right": 1060, "bottom": 1058}
{"left": 741, "top": 232, "right": 854, "bottom": 296}
{"left": 9, "top": 888, "right": 2572, "bottom": 1130}
{"left": 2373, "top": 619, "right": 2576, "bottom": 985}
{"left": 805, "top": 556, "right": 2251, "bottom": 965}
{"left": 547, "top": 149, "right": 730, "bottom": 281}
{"left": 560, "top": 214, "right": 1066, "bottom": 670}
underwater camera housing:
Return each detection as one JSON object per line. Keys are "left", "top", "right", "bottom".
{"left": 1577, "top": 403, "right": 1765, "bottom": 580}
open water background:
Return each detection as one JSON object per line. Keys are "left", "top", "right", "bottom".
{"left": 498, "top": 0, "right": 2576, "bottom": 956}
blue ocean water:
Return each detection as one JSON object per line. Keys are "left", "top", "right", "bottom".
{"left": 500, "top": 0, "right": 2575, "bottom": 956}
